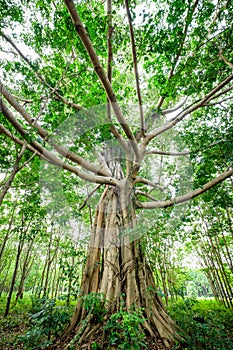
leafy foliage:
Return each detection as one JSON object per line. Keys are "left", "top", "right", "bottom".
{"left": 104, "top": 308, "right": 147, "bottom": 350}
{"left": 17, "top": 297, "right": 71, "bottom": 349}
{"left": 81, "top": 292, "right": 107, "bottom": 322}
{"left": 169, "top": 299, "right": 233, "bottom": 350}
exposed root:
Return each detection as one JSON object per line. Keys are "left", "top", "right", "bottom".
{"left": 52, "top": 183, "right": 181, "bottom": 349}
{"left": 50, "top": 322, "right": 174, "bottom": 350}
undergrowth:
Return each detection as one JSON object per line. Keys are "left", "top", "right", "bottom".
{"left": 1, "top": 294, "right": 233, "bottom": 350}
{"left": 168, "top": 298, "right": 233, "bottom": 350}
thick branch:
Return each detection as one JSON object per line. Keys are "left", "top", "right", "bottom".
{"left": 162, "top": 97, "right": 188, "bottom": 115}
{"left": 1, "top": 100, "right": 117, "bottom": 185}
{"left": 143, "top": 72, "right": 233, "bottom": 146}
{"left": 105, "top": 1, "right": 129, "bottom": 154}
{"left": 146, "top": 139, "right": 232, "bottom": 157}
{"left": 0, "top": 144, "right": 26, "bottom": 206}
{"left": 133, "top": 176, "right": 165, "bottom": 191}
{"left": 64, "top": 0, "right": 140, "bottom": 162}
{"left": 125, "top": 0, "right": 145, "bottom": 136}
{"left": 156, "top": 0, "right": 199, "bottom": 110}
{"left": 0, "top": 31, "right": 82, "bottom": 111}
{"left": 0, "top": 81, "right": 110, "bottom": 176}
{"left": 146, "top": 150, "right": 190, "bottom": 156}
{"left": 137, "top": 168, "right": 233, "bottom": 209}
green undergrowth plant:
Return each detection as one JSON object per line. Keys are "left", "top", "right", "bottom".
{"left": 104, "top": 307, "right": 148, "bottom": 350}
{"left": 81, "top": 292, "right": 107, "bottom": 322}
{"left": 16, "top": 296, "right": 72, "bottom": 349}
{"left": 168, "top": 298, "right": 233, "bottom": 350}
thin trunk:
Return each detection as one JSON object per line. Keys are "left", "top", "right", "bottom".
{"left": 4, "top": 213, "right": 33, "bottom": 316}
{"left": 0, "top": 204, "right": 17, "bottom": 265}
{"left": 39, "top": 259, "right": 47, "bottom": 297}
{"left": 199, "top": 242, "right": 227, "bottom": 305}
{"left": 4, "top": 238, "right": 24, "bottom": 317}
{"left": 215, "top": 211, "right": 233, "bottom": 272}
{"left": 43, "top": 236, "right": 59, "bottom": 298}
{"left": 0, "top": 259, "right": 12, "bottom": 297}
{"left": 211, "top": 238, "right": 233, "bottom": 309}
{"left": 207, "top": 243, "right": 230, "bottom": 308}
{"left": 0, "top": 144, "right": 26, "bottom": 206}
{"left": 47, "top": 246, "right": 59, "bottom": 299}
{"left": 54, "top": 273, "right": 61, "bottom": 299}
{"left": 15, "top": 240, "right": 34, "bottom": 303}
{"left": 159, "top": 266, "right": 169, "bottom": 306}
{"left": 51, "top": 257, "right": 58, "bottom": 299}
{"left": 66, "top": 256, "right": 75, "bottom": 306}
{"left": 32, "top": 269, "right": 40, "bottom": 296}
{"left": 225, "top": 207, "right": 233, "bottom": 240}
{"left": 16, "top": 257, "right": 34, "bottom": 301}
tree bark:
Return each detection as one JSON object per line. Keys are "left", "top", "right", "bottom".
{"left": 61, "top": 179, "right": 178, "bottom": 348}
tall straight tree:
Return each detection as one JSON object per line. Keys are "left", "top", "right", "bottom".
{"left": 0, "top": 0, "right": 233, "bottom": 347}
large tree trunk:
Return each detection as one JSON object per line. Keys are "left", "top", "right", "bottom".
{"left": 62, "top": 178, "right": 178, "bottom": 348}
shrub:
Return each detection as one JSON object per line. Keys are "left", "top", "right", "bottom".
{"left": 104, "top": 308, "right": 148, "bottom": 350}
{"left": 17, "top": 297, "right": 71, "bottom": 349}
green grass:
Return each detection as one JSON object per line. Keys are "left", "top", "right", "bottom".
{"left": 168, "top": 298, "right": 233, "bottom": 350}
{"left": 0, "top": 294, "right": 31, "bottom": 349}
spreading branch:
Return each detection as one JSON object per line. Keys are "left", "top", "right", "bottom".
{"left": 105, "top": 0, "right": 130, "bottom": 160}
{"left": 79, "top": 184, "right": 102, "bottom": 210}
{"left": 146, "top": 150, "right": 190, "bottom": 156}
{"left": 146, "top": 139, "right": 232, "bottom": 157}
{"left": 0, "top": 31, "right": 82, "bottom": 111}
{"left": 143, "top": 72, "right": 233, "bottom": 146}
{"left": 107, "top": 0, "right": 113, "bottom": 89}
{"left": 162, "top": 97, "right": 188, "bottom": 115}
{"left": 204, "top": 94, "right": 233, "bottom": 106}
{"left": 133, "top": 176, "right": 165, "bottom": 191}
{"left": 0, "top": 123, "right": 50, "bottom": 162}
{"left": 137, "top": 168, "right": 233, "bottom": 209}
{"left": 0, "top": 100, "right": 117, "bottom": 185}
{"left": 0, "top": 81, "right": 110, "bottom": 177}
{"left": 0, "top": 143, "right": 26, "bottom": 206}
{"left": 156, "top": 0, "right": 199, "bottom": 110}
{"left": 136, "top": 97, "right": 188, "bottom": 142}
{"left": 135, "top": 190, "right": 159, "bottom": 202}
{"left": 125, "top": 0, "right": 145, "bottom": 136}
{"left": 203, "top": 84, "right": 233, "bottom": 103}
{"left": 64, "top": 0, "right": 140, "bottom": 162}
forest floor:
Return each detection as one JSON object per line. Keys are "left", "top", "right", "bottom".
{"left": 49, "top": 328, "right": 168, "bottom": 350}
{"left": 0, "top": 294, "right": 233, "bottom": 350}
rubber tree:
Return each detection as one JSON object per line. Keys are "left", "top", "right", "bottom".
{"left": 0, "top": 0, "right": 233, "bottom": 347}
